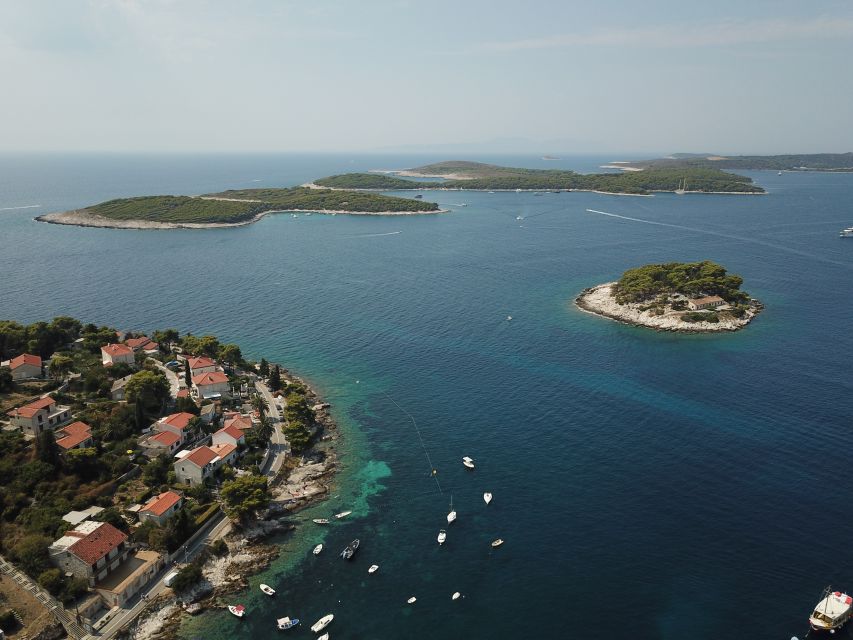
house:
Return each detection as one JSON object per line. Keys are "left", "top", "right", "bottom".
{"left": 48, "top": 521, "right": 130, "bottom": 587}
{"left": 6, "top": 396, "right": 71, "bottom": 436}
{"left": 111, "top": 374, "right": 134, "bottom": 401}
{"left": 142, "top": 430, "right": 183, "bottom": 456}
{"left": 101, "top": 343, "right": 135, "bottom": 367}
{"left": 55, "top": 421, "right": 94, "bottom": 451}
{"left": 688, "top": 295, "right": 726, "bottom": 311}
{"left": 210, "top": 442, "right": 238, "bottom": 466}
{"left": 95, "top": 549, "right": 163, "bottom": 608}
{"left": 199, "top": 403, "right": 217, "bottom": 424}
{"left": 173, "top": 446, "right": 222, "bottom": 485}
{"left": 212, "top": 423, "right": 245, "bottom": 448}
{"left": 8, "top": 353, "right": 42, "bottom": 380}
{"left": 187, "top": 356, "right": 217, "bottom": 375}
{"left": 192, "top": 371, "right": 229, "bottom": 399}
{"left": 138, "top": 491, "right": 183, "bottom": 526}
{"left": 223, "top": 413, "right": 254, "bottom": 432}
{"left": 153, "top": 412, "right": 197, "bottom": 445}
{"left": 124, "top": 336, "right": 159, "bottom": 353}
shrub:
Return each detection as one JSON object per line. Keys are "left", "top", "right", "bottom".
{"left": 681, "top": 312, "right": 719, "bottom": 324}
{"left": 38, "top": 568, "right": 63, "bottom": 594}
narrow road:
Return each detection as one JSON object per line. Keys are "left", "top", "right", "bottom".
{"left": 153, "top": 361, "right": 181, "bottom": 398}
{"left": 255, "top": 380, "right": 289, "bottom": 478}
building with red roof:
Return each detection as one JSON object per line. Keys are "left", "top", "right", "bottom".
{"left": 154, "top": 412, "right": 197, "bottom": 444}
{"left": 139, "top": 491, "right": 183, "bottom": 526}
{"left": 55, "top": 421, "right": 94, "bottom": 451}
{"left": 124, "top": 336, "right": 159, "bottom": 353}
{"left": 192, "top": 371, "right": 229, "bottom": 399}
{"left": 212, "top": 423, "right": 246, "bottom": 448}
{"left": 173, "top": 444, "right": 231, "bottom": 485}
{"left": 48, "top": 521, "right": 130, "bottom": 586}
{"left": 6, "top": 395, "right": 71, "bottom": 436}
{"left": 7, "top": 353, "right": 42, "bottom": 380}
{"left": 101, "top": 343, "right": 135, "bottom": 367}
{"left": 187, "top": 356, "right": 217, "bottom": 375}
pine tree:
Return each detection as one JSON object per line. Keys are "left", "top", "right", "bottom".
{"left": 259, "top": 358, "right": 269, "bottom": 377}
{"left": 184, "top": 360, "right": 192, "bottom": 388}
{"left": 269, "top": 365, "right": 282, "bottom": 392}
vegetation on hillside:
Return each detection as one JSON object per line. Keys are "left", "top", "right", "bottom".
{"left": 314, "top": 173, "right": 440, "bottom": 190}
{"left": 613, "top": 261, "right": 750, "bottom": 304}
{"left": 621, "top": 152, "right": 853, "bottom": 172}
{"left": 88, "top": 196, "right": 268, "bottom": 224}
{"left": 204, "top": 187, "right": 439, "bottom": 212}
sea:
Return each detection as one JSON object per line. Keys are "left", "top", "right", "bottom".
{"left": 1, "top": 153, "right": 853, "bottom": 640}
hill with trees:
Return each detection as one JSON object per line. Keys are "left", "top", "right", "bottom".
{"left": 618, "top": 152, "right": 853, "bottom": 172}
{"left": 613, "top": 261, "right": 750, "bottom": 304}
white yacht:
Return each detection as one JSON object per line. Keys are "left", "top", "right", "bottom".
{"left": 368, "top": 564, "right": 379, "bottom": 574}
{"left": 809, "top": 588, "right": 853, "bottom": 632}
{"left": 311, "top": 614, "right": 334, "bottom": 633}
{"left": 462, "top": 456, "right": 475, "bottom": 469}
{"left": 437, "top": 529, "right": 447, "bottom": 545}
{"left": 447, "top": 495, "right": 457, "bottom": 524}
{"left": 483, "top": 492, "right": 493, "bottom": 505}
{"left": 840, "top": 227, "right": 853, "bottom": 237}
{"left": 313, "top": 544, "right": 323, "bottom": 555}
{"left": 334, "top": 510, "right": 352, "bottom": 519}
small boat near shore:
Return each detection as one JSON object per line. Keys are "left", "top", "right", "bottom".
{"left": 277, "top": 616, "right": 299, "bottom": 630}
{"left": 334, "top": 510, "right": 352, "bottom": 519}
{"left": 313, "top": 518, "right": 330, "bottom": 525}
{"left": 313, "top": 544, "right": 323, "bottom": 555}
{"left": 260, "top": 584, "right": 275, "bottom": 596}
{"left": 462, "top": 456, "right": 475, "bottom": 469}
{"left": 809, "top": 587, "right": 853, "bottom": 632}
{"left": 491, "top": 538, "right": 504, "bottom": 548}
{"left": 341, "top": 539, "right": 360, "bottom": 560}
{"left": 228, "top": 604, "right": 246, "bottom": 618}
{"left": 311, "top": 614, "right": 334, "bottom": 633}
{"left": 318, "top": 634, "right": 329, "bottom": 640}
{"left": 368, "top": 564, "right": 379, "bottom": 573}
{"left": 438, "top": 529, "right": 447, "bottom": 545}
{"left": 483, "top": 492, "right": 492, "bottom": 505}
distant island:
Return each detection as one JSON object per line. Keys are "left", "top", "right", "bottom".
{"left": 37, "top": 187, "right": 442, "bottom": 229}
{"left": 575, "top": 261, "right": 763, "bottom": 332}
{"left": 608, "top": 152, "right": 853, "bottom": 173}
{"left": 312, "top": 160, "right": 764, "bottom": 195}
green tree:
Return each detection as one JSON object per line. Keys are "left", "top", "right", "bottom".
{"left": 37, "top": 568, "right": 63, "bottom": 594}
{"left": 0, "top": 368, "right": 13, "bottom": 392}
{"left": 218, "top": 343, "right": 242, "bottom": 366}
{"left": 175, "top": 396, "right": 200, "bottom": 415}
{"left": 184, "top": 360, "right": 192, "bottom": 388}
{"left": 221, "top": 475, "right": 269, "bottom": 520}
{"left": 268, "top": 365, "right": 282, "bottom": 392}
{"left": 170, "top": 561, "right": 203, "bottom": 593}
{"left": 142, "top": 454, "right": 171, "bottom": 487}
{"left": 48, "top": 354, "right": 74, "bottom": 380}
{"left": 63, "top": 447, "right": 99, "bottom": 480}
{"left": 153, "top": 329, "right": 179, "bottom": 352}
{"left": 35, "top": 430, "right": 59, "bottom": 467}
{"left": 125, "top": 370, "right": 170, "bottom": 412}
{"left": 10, "top": 535, "right": 52, "bottom": 576}
{"left": 258, "top": 358, "right": 269, "bottom": 377}
{"left": 96, "top": 508, "right": 129, "bottom": 533}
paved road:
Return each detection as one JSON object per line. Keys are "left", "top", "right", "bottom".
{"left": 153, "top": 361, "right": 181, "bottom": 398}
{"left": 255, "top": 380, "right": 290, "bottom": 478}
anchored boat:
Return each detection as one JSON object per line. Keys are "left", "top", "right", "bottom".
{"left": 313, "top": 518, "right": 330, "bottom": 525}
{"left": 311, "top": 614, "right": 334, "bottom": 633}
{"left": 228, "top": 604, "right": 246, "bottom": 618}
{"left": 447, "top": 495, "right": 456, "bottom": 524}
{"left": 462, "top": 456, "right": 475, "bottom": 469}
{"left": 341, "top": 538, "right": 360, "bottom": 560}
{"left": 809, "top": 587, "right": 853, "bottom": 632}
{"left": 276, "top": 616, "right": 299, "bottom": 630}
{"left": 313, "top": 544, "right": 323, "bottom": 555}
{"left": 368, "top": 564, "right": 379, "bottom": 574}
{"left": 483, "top": 492, "right": 492, "bottom": 505}
{"left": 334, "top": 510, "right": 352, "bottom": 519}
{"left": 260, "top": 584, "right": 275, "bottom": 596}
{"left": 437, "top": 529, "right": 447, "bottom": 545}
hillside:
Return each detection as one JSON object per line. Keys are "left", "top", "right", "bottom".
{"left": 619, "top": 152, "right": 853, "bottom": 172}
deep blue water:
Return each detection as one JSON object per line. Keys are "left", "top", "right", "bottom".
{"left": 2, "top": 154, "right": 853, "bottom": 640}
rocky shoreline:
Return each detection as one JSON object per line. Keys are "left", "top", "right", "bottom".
{"left": 575, "top": 282, "right": 762, "bottom": 333}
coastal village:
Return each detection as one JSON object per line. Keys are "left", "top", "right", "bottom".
{"left": 0, "top": 319, "right": 337, "bottom": 640}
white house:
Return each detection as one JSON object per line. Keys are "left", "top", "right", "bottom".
{"left": 187, "top": 356, "right": 217, "bottom": 375}
{"left": 6, "top": 396, "right": 71, "bottom": 436}
{"left": 153, "top": 412, "right": 196, "bottom": 445}
{"left": 173, "top": 446, "right": 220, "bottom": 485}
{"left": 192, "top": 371, "right": 229, "bottom": 399}
{"left": 110, "top": 374, "right": 134, "bottom": 401}
{"left": 139, "top": 430, "right": 182, "bottom": 457}
{"left": 7, "top": 353, "right": 42, "bottom": 380}
{"left": 688, "top": 295, "right": 726, "bottom": 311}
{"left": 212, "top": 423, "right": 246, "bottom": 448}
{"left": 101, "top": 343, "right": 135, "bottom": 367}
{"left": 138, "top": 491, "right": 183, "bottom": 526}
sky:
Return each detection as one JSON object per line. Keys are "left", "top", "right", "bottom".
{"left": 1, "top": 0, "right": 852, "bottom": 154}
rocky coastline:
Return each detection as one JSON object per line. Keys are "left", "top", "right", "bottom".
{"left": 575, "top": 282, "right": 762, "bottom": 333}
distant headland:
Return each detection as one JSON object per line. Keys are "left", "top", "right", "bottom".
{"left": 606, "top": 152, "right": 853, "bottom": 173}
{"left": 311, "top": 160, "right": 765, "bottom": 195}
{"left": 575, "top": 261, "right": 763, "bottom": 333}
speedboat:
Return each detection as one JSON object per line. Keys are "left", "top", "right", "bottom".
{"left": 311, "top": 614, "right": 334, "bottom": 633}
{"left": 491, "top": 538, "right": 504, "bottom": 548}
{"left": 260, "top": 584, "right": 275, "bottom": 596}
{"left": 515, "top": 215, "right": 524, "bottom": 220}
{"left": 334, "top": 510, "right": 352, "bottom": 519}
{"left": 778, "top": 171, "right": 783, "bottom": 175}
{"left": 462, "top": 456, "right": 475, "bottom": 469}
{"left": 483, "top": 492, "right": 493, "bottom": 505}
{"left": 840, "top": 227, "right": 853, "bottom": 237}
{"left": 277, "top": 616, "right": 299, "bottom": 630}
{"left": 318, "top": 635, "right": 329, "bottom": 640}
{"left": 341, "top": 539, "right": 360, "bottom": 560}
{"left": 313, "top": 544, "right": 323, "bottom": 555}
{"left": 447, "top": 495, "right": 456, "bottom": 524}
{"left": 810, "top": 588, "right": 853, "bottom": 632}
{"left": 228, "top": 604, "right": 246, "bottom": 618}
{"left": 368, "top": 564, "right": 379, "bottom": 574}
{"left": 506, "top": 315, "right": 512, "bottom": 321}
{"left": 452, "top": 592, "right": 461, "bottom": 600}
{"left": 407, "top": 596, "right": 417, "bottom": 604}
{"left": 437, "top": 529, "right": 447, "bottom": 545}
{"left": 313, "top": 518, "right": 330, "bottom": 525}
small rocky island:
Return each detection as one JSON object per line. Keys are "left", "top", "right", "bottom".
{"left": 576, "top": 261, "right": 762, "bottom": 332}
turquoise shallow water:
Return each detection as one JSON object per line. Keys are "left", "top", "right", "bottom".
{"left": 2, "top": 154, "right": 853, "bottom": 639}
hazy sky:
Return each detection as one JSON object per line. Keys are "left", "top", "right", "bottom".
{"left": 1, "top": 0, "right": 852, "bottom": 154}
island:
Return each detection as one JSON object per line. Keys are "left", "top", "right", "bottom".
{"left": 607, "top": 152, "right": 853, "bottom": 173}
{"left": 0, "top": 318, "right": 339, "bottom": 638}
{"left": 312, "top": 160, "right": 765, "bottom": 194}
{"left": 36, "top": 187, "right": 442, "bottom": 229}
{"left": 575, "top": 261, "right": 762, "bottom": 332}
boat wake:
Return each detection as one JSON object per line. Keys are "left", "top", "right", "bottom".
{"left": 0, "top": 204, "right": 41, "bottom": 211}
{"left": 348, "top": 231, "right": 402, "bottom": 238}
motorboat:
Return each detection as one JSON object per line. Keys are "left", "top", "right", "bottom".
{"left": 778, "top": 171, "right": 783, "bottom": 175}
{"left": 437, "top": 529, "right": 447, "bottom": 545}
{"left": 407, "top": 596, "right": 417, "bottom": 604}
{"left": 228, "top": 604, "right": 246, "bottom": 618}
{"left": 311, "top": 614, "right": 334, "bottom": 633}
{"left": 313, "top": 518, "right": 330, "bottom": 525}
{"left": 313, "top": 544, "right": 323, "bottom": 555}
{"left": 334, "top": 511, "right": 352, "bottom": 519}
{"left": 491, "top": 538, "right": 504, "bottom": 548}
{"left": 462, "top": 456, "right": 475, "bottom": 469}
{"left": 260, "top": 584, "right": 275, "bottom": 596}
{"left": 506, "top": 315, "right": 512, "bottom": 321}
{"left": 447, "top": 495, "right": 456, "bottom": 524}
{"left": 452, "top": 592, "right": 461, "bottom": 600}
{"left": 810, "top": 588, "right": 853, "bottom": 632}
{"left": 318, "top": 634, "right": 329, "bottom": 640}
{"left": 515, "top": 215, "right": 524, "bottom": 220}
{"left": 483, "top": 492, "right": 493, "bottom": 505}
{"left": 276, "top": 616, "right": 299, "bottom": 630}
{"left": 840, "top": 227, "right": 853, "bottom": 237}
{"left": 368, "top": 564, "right": 379, "bottom": 574}
{"left": 341, "top": 539, "right": 360, "bottom": 560}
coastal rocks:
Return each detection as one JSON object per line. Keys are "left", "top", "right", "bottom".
{"left": 575, "top": 283, "right": 759, "bottom": 333}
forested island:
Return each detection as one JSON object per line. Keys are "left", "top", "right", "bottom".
{"left": 36, "top": 187, "right": 441, "bottom": 229}
{"left": 313, "top": 160, "right": 764, "bottom": 194}
{"left": 612, "top": 152, "right": 853, "bottom": 172}
{"left": 575, "top": 261, "right": 762, "bottom": 332}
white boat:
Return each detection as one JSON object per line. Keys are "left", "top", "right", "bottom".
{"left": 515, "top": 188, "right": 522, "bottom": 192}
{"left": 311, "top": 614, "right": 334, "bottom": 633}
{"left": 313, "top": 544, "right": 323, "bottom": 555}
{"left": 506, "top": 315, "right": 512, "bottom": 321}
{"left": 318, "top": 634, "right": 329, "bottom": 640}
{"left": 334, "top": 510, "right": 352, "bottom": 519}
{"left": 840, "top": 227, "right": 853, "bottom": 237}
{"left": 515, "top": 215, "right": 524, "bottom": 220}
{"left": 452, "top": 592, "right": 461, "bottom": 600}
{"left": 675, "top": 178, "right": 687, "bottom": 195}
{"left": 313, "top": 518, "right": 330, "bottom": 525}
{"left": 483, "top": 492, "right": 492, "bottom": 505}
{"left": 368, "top": 564, "right": 379, "bottom": 574}
{"left": 437, "top": 529, "right": 447, "bottom": 545}
{"left": 447, "top": 495, "right": 456, "bottom": 524}
{"left": 277, "top": 616, "right": 299, "bottom": 630}
{"left": 407, "top": 596, "right": 417, "bottom": 604}
{"left": 810, "top": 588, "right": 853, "bottom": 632}
{"left": 778, "top": 171, "right": 783, "bottom": 175}
{"left": 228, "top": 604, "right": 246, "bottom": 618}
{"left": 462, "top": 456, "right": 475, "bottom": 469}
{"left": 491, "top": 538, "right": 504, "bottom": 548}
{"left": 260, "top": 584, "right": 275, "bottom": 596}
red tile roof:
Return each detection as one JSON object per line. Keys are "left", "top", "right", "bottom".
{"left": 223, "top": 415, "right": 253, "bottom": 431}
{"left": 210, "top": 442, "right": 237, "bottom": 460}
{"left": 182, "top": 446, "right": 219, "bottom": 468}
{"left": 102, "top": 343, "right": 133, "bottom": 357}
{"left": 67, "top": 523, "right": 127, "bottom": 565}
{"left": 159, "top": 412, "right": 195, "bottom": 430}
{"left": 124, "top": 336, "right": 155, "bottom": 350}
{"left": 150, "top": 431, "right": 180, "bottom": 446}
{"left": 193, "top": 371, "right": 228, "bottom": 385}
{"left": 6, "top": 396, "right": 56, "bottom": 418}
{"left": 61, "top": 421, "right": 91, "bottom": 436}
{"left": 56, "top": 421, "right": 93, "bottom": 449}
{"left": 187, "top": 356, "right": 216, "bottom": 370}
{"left": 176, "top": 389, "right": 189, "bottom": 398}
{"left": 140, "top": 491, "right": 182, "bottom": 517}
{"left": 215, "top": 424, "right": 245, "bottom": 442}
{"left": 9, "top": 354, "right": 41, "bottom": 370}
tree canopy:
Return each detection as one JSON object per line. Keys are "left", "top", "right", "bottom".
{"left": 613, "top": 261, "right": 749, "bottom": 304}
{"left": 221, "top": 475, "right": 270, "bottom": 520}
